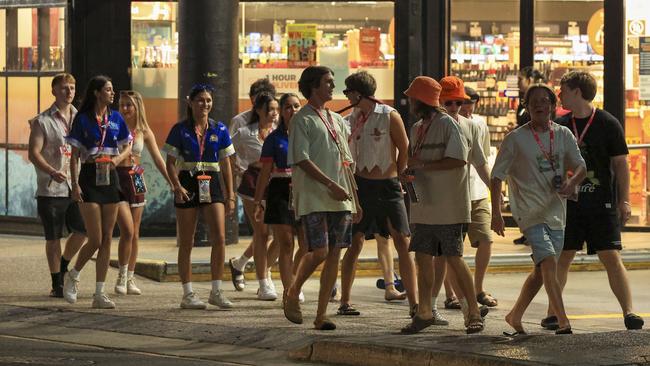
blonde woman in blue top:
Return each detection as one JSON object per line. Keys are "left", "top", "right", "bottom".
{"left": 64, "top": 75, "right": 132, "bottom": 309}
{"left": 164, "top": 84, "right": 236, "bottom": 310}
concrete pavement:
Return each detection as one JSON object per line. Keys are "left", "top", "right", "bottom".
{"left": 0, "top": 234, "right": 648, "bottom": 365}
{"left": 99, "top": 228, "right": 650, "bottom": 281}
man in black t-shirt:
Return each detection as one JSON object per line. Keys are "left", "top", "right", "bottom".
{"left": 543, "top": 71, "right": 644, "bottom": 330}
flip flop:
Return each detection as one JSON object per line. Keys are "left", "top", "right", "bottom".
{"left": 555, "top": 327, "right": 573, "bottom": 335}
{"left": 444, "top": 296, "right": 461, "bottom": 310}
{"left": 337, "top": 303, "right": 361, "bottom": 316}
{"left": 401, "top": 315, "right": 435, "bottom": 334}
{"left": 477, "top": 291, "right": 498, "bottom": 307}
{"left": 503, "top": 330, "right": 527, "bottom": 337}
{"left": 314, "top": 317, "right": 336, "bottom": 330}
{"left": 624, "top": 313, "right": 644, "bottom": 330}
{"left": 541, "top": 315, "right": 559, "bottom": 330}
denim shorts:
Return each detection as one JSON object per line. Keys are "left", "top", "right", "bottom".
{"left": 523, "top": 224, "right": 565, "bottom": 265}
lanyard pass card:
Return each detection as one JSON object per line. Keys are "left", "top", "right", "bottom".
{"left": 95, "top": 156, "right": 112, "bottom": 186}
{"left": 129, "top": 165, "right": 147, "bottom": 194}
{"left": 197, "top": 174, "right": 212, "bottom": 203}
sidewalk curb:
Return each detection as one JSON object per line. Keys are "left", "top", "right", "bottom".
{"left": 112, "top": 250, "right": 650, "bottom": 282}
{"left": 289, "top": 340, "right": 529, "bottom": 366}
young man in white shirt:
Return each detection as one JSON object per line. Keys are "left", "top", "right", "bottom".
{"left": 28, "top": 73, "right": 86, "bottom": 298}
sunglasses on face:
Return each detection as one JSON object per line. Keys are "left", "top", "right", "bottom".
{"left": 443, "top": 100, "right": 464, "bottom": 107}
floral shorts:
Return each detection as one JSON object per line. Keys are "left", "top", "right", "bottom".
{"left": 301, "top": 211, "right": 352, "bottom": 251}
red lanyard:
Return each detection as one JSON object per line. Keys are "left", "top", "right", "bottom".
{"left": 96, "top": 114, "right": 108, "bottom": 151}
{"left": 571, "top": 108, "right": 596, "bottom": 146}
{"left": 195, "top": 125, "right": 207, "bottom": 161}
{"left": 530, "top": 122, "right": 556, "bottom": 172}
{"left": 309, "top": 105, "right": 338, "bottom": 143}
{"left": 348, "top": 110, "right": 371, "bottom": 143}
{"left": 412, "top": 118, "right": 433, "bottom": 158}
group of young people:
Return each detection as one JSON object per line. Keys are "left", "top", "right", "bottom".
{"left": 29, "top": 66, "right": 643, "bottom": 334}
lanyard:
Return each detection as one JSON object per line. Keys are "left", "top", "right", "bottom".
{"left": 571, "top": 108, "right": 596, "bottom": 146}
{"left": 129, "top": 128, "right": 137, "bottom": 165}
{"left": 530, "top": 122, "right": 556, "bottom": 172}
{"left": 309, "top": 105, "right": 338, "bottom": 143}
{"left": 412, "top": 118, "right": 433, "bottom": 158}
{"left": 195, "top": 125, "right": 207, "bottom": 161}
{"left": 96, "top": 114, "right": 108, "bottom": 151}
{"left": 348, "top": 109, "right": 371, "bottom": 143}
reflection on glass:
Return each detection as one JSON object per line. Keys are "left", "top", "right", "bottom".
{"left": 8, "top": 77, "right": 37, "bottom": 144}
{"left": 4, "top": 7, "right": 65, "bottom": 72}
{"left": 450, "top": 0, "right": 520, "bottom": 146}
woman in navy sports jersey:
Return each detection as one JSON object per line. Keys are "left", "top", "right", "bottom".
{"left": 253, "top": 93, "right": 307, "bottom": 304}
{"left": 164, "top": 84, "right": 236, "bottom": 310}
{"left": 64, "top": 75, "right": 132, "bottom": 309}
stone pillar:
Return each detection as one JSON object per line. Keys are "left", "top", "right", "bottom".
{"left": 178, "top": 0, "right": 239, "bottom": 244}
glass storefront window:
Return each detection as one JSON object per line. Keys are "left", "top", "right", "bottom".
{"left": 534, "top": 0, "right": 604, "bottom": 104}
{"left": 239, "top": 2, "right": 395, "bottom": 112}
{"left": 450, "top": 0, "right": 520, "bottom": 147}
{"left": 4, "top": 7, "right": 65, "bottom": 72}
{"left": 0, "top": 10, "right": 5, "bottom": 71}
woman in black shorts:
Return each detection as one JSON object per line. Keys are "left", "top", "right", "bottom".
{"left": 253, "top": 93, "right": 307, "bottom": 303}
{"left": 164, "top": 84, "right": 236, "bottom": 310}
{"left": 64, "top": 75, "right": 132, "bottom": 309}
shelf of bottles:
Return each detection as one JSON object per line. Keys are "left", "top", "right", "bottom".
{"left": 6, "top": 46, "right": 65, "bottom": 72}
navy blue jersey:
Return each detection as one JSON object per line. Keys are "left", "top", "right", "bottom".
{"left": 164, "top": 119, "right": 235, "bottom": 172}
{"left": 260, "top": 127, "right": 290, "bottom": 170}
{"left": 66, "top": 109, "right": 131, "bottom": 160}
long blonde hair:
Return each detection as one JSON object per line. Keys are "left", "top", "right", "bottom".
{"left": 120, "top": 90, "right": 150, "bottom": 133}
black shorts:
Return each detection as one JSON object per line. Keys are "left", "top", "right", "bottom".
{"left": 352, "top": 176, "right": 410, "bottom": 238}
{"left": 264, "top": 177, "right": 295, "bottom": 225}
{"left": 116, "top": 166, "right": 146, "bottom": 207}
{"left": 78, "top": 163, "right": 122, "bottom": 204}
{"left": 37, "top": 196, "right": 85, "bottom": 240}
{"left": 175, "top": 170, "right": 224, "bottom": 209}
{"left": 564, "top": 209, "right": 623, "bottom": 255}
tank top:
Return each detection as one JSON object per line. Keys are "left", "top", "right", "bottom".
{"left": 131, "top": 131, "right": 145, "bottom": 157}
{"left": 348, "top": 103, "right": 395, "bottom": 174}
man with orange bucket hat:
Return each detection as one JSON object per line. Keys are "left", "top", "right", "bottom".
{"left": 400, "top": 76, "right": 484, "bottom": 334}
{"left": 436, "top": 76, "right": 494, "bottom": 327}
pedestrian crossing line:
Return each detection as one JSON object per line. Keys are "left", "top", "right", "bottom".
{"left": 568, "top": 313, "right": 650, "bottom": 320}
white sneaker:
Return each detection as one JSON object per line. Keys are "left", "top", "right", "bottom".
{"left": 208, "top": 289, "right": 233, "bottom": 308}
{"left": 298, "top": 291, "right": 305, "bottom": 303}
{"left": 126, "top": 277, "right": 141, "bottom": 295}
{"left": 257, "top": 280, "right": 278, "bottom": 301}
{"left": 92, "top": 293, "right": 116, "bottom": 309}
{"left": 114, "top": 273, "right": 127, "bottom": 295}
{"left": 180, "top": 292, "right": 207, "bottom": 309}
{"left": 267, "top": 269, "right": 276, "bottom": 293}
{"left": 432, "top": 310, "right": 450, "bottom": 326}
{"left": 63, "top": 271, "right": 79, "bottom": 304}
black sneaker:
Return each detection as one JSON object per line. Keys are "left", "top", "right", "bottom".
{"left": 50, "top": 286, "right": 63, "bottom": 298}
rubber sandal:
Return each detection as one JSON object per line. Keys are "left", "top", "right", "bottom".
{"left": 477, "top": 291, "right": 498, "bottom": 307}
{"left": 444, "top": 296, "right": 461, "bottom": 310}
{"left": 401, "top": 315, "right": 435, "bottom": 334}
{"left": 409, "top": 303, "right": 418, "bottom": 318}
{"left": 337, "top": 303, "right": 361, "bottom": 316}
{"left": 466, "top": 316, "right": 484, "bottom": 334}
{"left": 314, "top": 317, "right": 336, "bottom": 330}
{"left": 555, "top": 327, "right": 573, "bottom": 335}
{"left": 228, "top": 258, "right": 245, "bottom": 291}
{"left": 541, "top": 315, "right": 559, "bottom": 330}
{"left": 479, "top": 305, "right": 490, "bottom": 318}
{"left": 624, "top": 313, "right": 644, "bottom": 330}
{"left": 385, "top": 290, "right": 407, "bottom": 302}
{"left": 503, "top": 330, "right": 527, "bottom": 337}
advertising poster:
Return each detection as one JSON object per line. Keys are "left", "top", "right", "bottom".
{"left": 287, "top": 24, "right": 318, "bottom": 68}
{"left": 359, "top": 27, "right": 381, "bottom": 63}
{"left": 640, "top": 37, "right": 650, "bottom": 100}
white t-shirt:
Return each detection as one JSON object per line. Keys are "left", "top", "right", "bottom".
{"left": 491, "top": 122, "right": 586, "bottom": 231}
{"left": 466, "top": 114, "right": 491, "bottom": 201}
